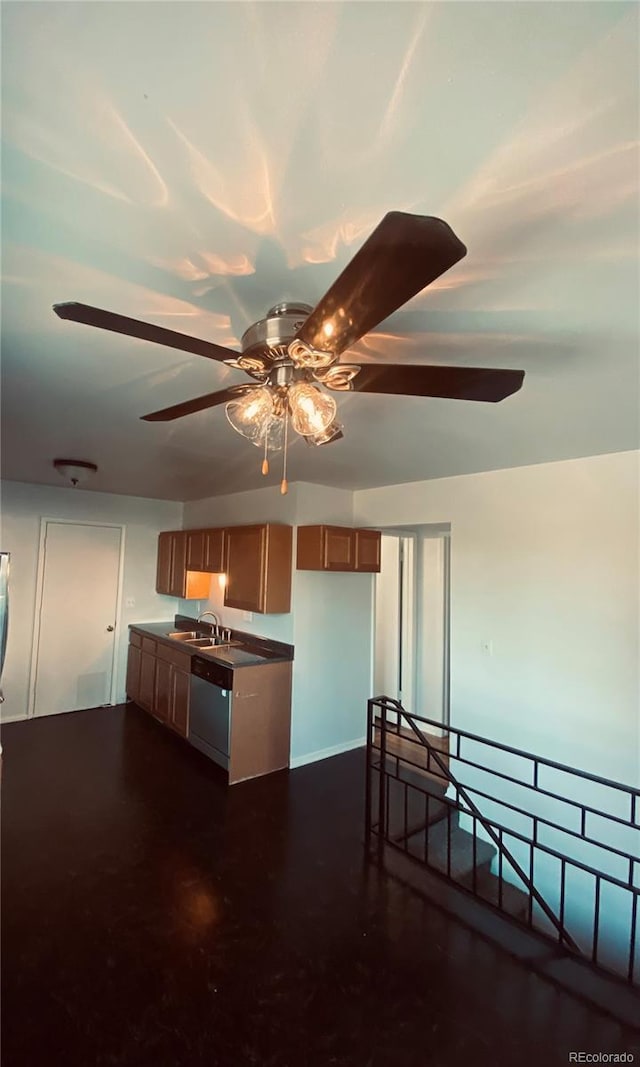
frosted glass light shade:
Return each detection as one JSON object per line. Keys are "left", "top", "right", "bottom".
{"left": 225, "top": 387, "right": 274, "bottom": 442}
{"left": 252, "top": 414, "right": 285, "bottom": 451}
{"left": 288, "top": 383, "right": 337, "bottom": 436}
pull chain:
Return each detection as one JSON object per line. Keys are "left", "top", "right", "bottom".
{"left": 280, "top": 412, "right": 289, "bottom": 495}
{"left": 261, "top": 430, "right": 269, "bottom": 476}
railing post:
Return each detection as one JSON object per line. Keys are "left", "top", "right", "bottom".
{"left": 378, "top": 700, "right": 388, "bottom": 859}
{"left": 365, "top": 699, "right": 373, "bottom": 855}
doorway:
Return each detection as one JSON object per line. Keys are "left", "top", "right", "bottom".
{"left": 30, "top": 521, "right": 124, "bottom": 717}
{"left": 372, "top": 525, "right": 450, "bottom": 725}
{"left": 373, "top": 533, "right": 416, "bottom": 712}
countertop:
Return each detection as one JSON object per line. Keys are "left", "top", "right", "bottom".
{"left": 129, "top": 619, "right": 294, "bottom": 670}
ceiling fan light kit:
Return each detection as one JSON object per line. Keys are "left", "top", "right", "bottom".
{"left": 53, "top": 211, "right": 525, "bottom": 495}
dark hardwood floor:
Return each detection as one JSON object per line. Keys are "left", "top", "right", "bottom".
{"left": 2, "top": 704, "right": 637, "bottom": 1066}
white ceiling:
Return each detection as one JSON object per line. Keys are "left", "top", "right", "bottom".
{"left": 1, "top": 1, "right": 638, "bottom": 501}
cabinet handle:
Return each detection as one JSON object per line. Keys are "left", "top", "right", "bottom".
{"left": 106, "top": 625, "right": 115, "bottom": 632}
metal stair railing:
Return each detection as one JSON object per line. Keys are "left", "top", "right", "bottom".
{"left": 365, "top": 695, "right": 640, "bottom": 986}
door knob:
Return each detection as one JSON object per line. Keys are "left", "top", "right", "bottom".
{"left": 106, "top": 625, "right": 115, "bottom": 632}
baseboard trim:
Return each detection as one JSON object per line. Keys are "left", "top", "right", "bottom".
{"left": 290, "top": 736, "right": 366, "bottom": 769}
{"left": 0, "top": 713, "right": 29, "bottom": 724}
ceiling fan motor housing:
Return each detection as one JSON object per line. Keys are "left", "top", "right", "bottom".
{"left": 239, "top": 303, "right": 314, "bottom": 371}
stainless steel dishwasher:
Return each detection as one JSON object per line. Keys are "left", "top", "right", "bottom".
{"left": 189, "top": 656, "right": 233, "bottom": 769}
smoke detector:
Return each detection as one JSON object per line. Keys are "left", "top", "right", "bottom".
{"left": 53, "top": 459, "right": 98, "bottom": 488}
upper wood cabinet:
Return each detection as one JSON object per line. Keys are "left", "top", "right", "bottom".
{"left": 156, "top": 532, "right": 174, "bottom": 594}
{"left": 156, "top": 531, "right": 211, "bottom": 599}
{"left": 186, "top": 529, "right": 206, "bottom": 571}
{"left": 185, "top": 528, "right": 226, "bottom": 573}
{"left": 204, "top": 528, "right": 225, "bottom": 572}
{"left": 156, "top": 524, "right": 291, "bottom": 611}
{"left": 296, "top": 525, "right": 381, "bottom": 573}
{"left": 224, "top": 524, "right": 292, "bottom": 614}
{"left": 355, "top": 529, "right": 382, "bottom": 572}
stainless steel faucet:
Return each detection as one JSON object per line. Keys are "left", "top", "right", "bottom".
{"left": 197, "top": 610, "right": 220, "bottom": 636}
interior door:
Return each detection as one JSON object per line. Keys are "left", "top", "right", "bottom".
{"left": 32, "top": 522, "right": 122, "bottom": 717}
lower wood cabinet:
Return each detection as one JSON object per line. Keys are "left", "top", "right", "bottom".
{"left": 170, "top": 668, "right": 190, "bottom": 737}
{"left": 296, "top": 525, "right": 381, "bottom": 572}
{"left": 126, "top": 633, "right": 190, "bottom": 738}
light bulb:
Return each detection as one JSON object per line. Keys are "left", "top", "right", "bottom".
{"left": 288, "top": 383, "right": 337, "bottom": 437}
{"left": 225, "top": 388, "right": 274, "bottom": 442}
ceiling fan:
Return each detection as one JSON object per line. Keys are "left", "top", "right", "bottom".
{"left": 53, "top": 211, "right": 524, "bottom": 493}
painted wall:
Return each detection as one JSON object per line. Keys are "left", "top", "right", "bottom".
{"left": 0, "top": 480, "right": 182, "bottom": 722}
{"left": 291, "top": 482, "right": 371, "bottom": 765}
{"left": 183, "top": 481, "right": 373, "bottom": 764}
{"left": 354, "top": 450, "right": 640, "bottom": 787}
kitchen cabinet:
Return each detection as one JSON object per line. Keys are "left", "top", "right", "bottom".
{"left": 296, "top": 525, "right": 381, "bottom": 573}
{"left": 186, "top": 529, "right": 206, "bottom": 571}
{"left": 155, "top": 644, "right": 191, "bottom": 738}
{"left": 157, "top": 525, "right": 290, "bottom": 610}
{"left": 156, "top": 531, "right": 211, "bottom": 599}
{"left": 184, "top": 527, "right": 226, "bottom": 573}
{"left": 355, "top": 529, "right": 382, "bottom": 572}
{"left": 126, "top": 635, "right": 191, "bottom": 739}
{"left": 224, "top": 524, "right": 292, "bottom": 614}
{"left": 204, "top": 528, "right": 225, "bottom": 572}
{"left": 138, "top": 649, "right": 157, "bottom": 712}
{"left": 170, "top": 667, "right": 190, "bottom": 737}
{"left": 156, "top": 532, "right": 173, "bottom": 594}
{"left": 154, "top": 657, "right": 172, "bottom": 724}
{"left": 125, "top": 638, "right": 141, "bottom": 704}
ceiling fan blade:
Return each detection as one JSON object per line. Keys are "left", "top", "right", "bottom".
{"left": 294, "top": 213, "right": 466, "bottom": 357}
{"left": 344, "top": 364, "right": 525, "bottom": 402}
{"left": 141, "top": 384, "right": 255, "bottom": 422}
{"left": 53, "top": 302, "right": 240, "bottom": 363}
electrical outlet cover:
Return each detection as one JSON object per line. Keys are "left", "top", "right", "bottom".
{"left": 242, "top": 611, "right": 253, "bottom": 622}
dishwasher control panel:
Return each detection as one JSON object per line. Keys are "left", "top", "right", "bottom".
{"left": 191, "top": 655, "right": 233, "bottom": 690}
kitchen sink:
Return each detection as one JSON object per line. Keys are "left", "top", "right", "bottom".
{"left": 168, "top": 631, "right": 241, "bottom": 651}
{"left": 192, "top": 640, "right": 242, "bottom": 651}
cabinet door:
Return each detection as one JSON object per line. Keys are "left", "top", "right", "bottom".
{"left": 126, "top": 644, "right": 141, "bottom": 703}
{"left": 170, "top": 668, "right": 190, "bottom": 738}
{"left": 204, "top": 528, "right": 225, "bottom": 572}
{"left": 169, "top": 532, "right": 187, "bottom": 597}
{"left": 355, "top": 529, "right": 381, "bottom": 572}
{"left": 139, "top": 652, "right": 157, "bottom": 712}
{"left": 186, "top": 530, "right": 206, "bottom": 571}
{"left": 154, "top": 658, "right": 172, "bottom": 724}
{"left": 324, "top": 527, "right": 355, "bottom": 571}
{"left": 224, "top": 525, "right": 266, "bottom": 612}
{"left": 156, "top": 532, "right": 173, "bottom": 594}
